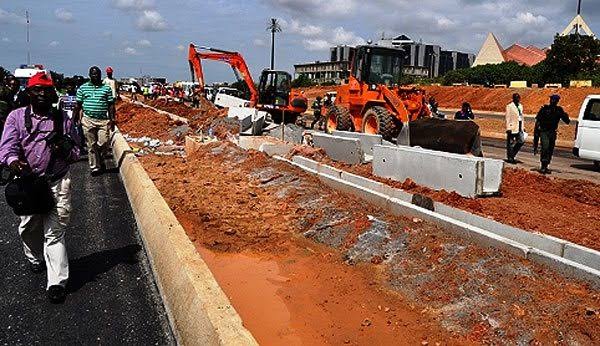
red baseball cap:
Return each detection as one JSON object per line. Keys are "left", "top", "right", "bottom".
{"left": 27, "top": 72, "right": 54, "bottom": 88}
{"left": 106, "top": 66, "right": 113, "bottom": 73}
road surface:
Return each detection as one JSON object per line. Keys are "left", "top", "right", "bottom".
{"left": 482, "top": 137, "right": 599, "bottom": 182}
{"left": 0, "top": 158, "right": 174, "bottom": 344}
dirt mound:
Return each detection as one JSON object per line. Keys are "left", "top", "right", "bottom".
{"left": 423, "top": 85, "right": 600, "bottom": 116}
{"left": 146, "top": 98, "right": 201, "bottom": 119}
{"left": 116, "top": 102, "right": 175, "bottom": 140}
{"left": 297, "top": 86, "right": 336, "bottom": 102}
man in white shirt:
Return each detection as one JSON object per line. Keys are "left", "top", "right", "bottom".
{"left": 103, "top": 66, "right": 119, "bottom": 100}
{"left": 505, "top": 93, "right": 525, "bottom": 164}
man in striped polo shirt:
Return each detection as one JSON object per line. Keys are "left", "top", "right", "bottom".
{"left": 75, "top": 66, "right": 115, "bottom": 175}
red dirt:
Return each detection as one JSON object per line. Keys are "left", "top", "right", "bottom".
{"left": 139, "top": 142, "right": 600, "bottom": 345}
{"left": 422, "top": 85, "right": 600, "bottom": 117}
{"left": 321, "top": 157, "right": 600, "bottom": 251}
{"left": 115, "top": 102, "right": 178, "bottom": 140}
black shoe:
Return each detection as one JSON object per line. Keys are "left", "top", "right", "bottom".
{"left": 47, "top": 285, "right": 66, "bottom": 304}
{"left": 29, "top": 261, "right": 45, "bottom": 274}
{"left": 505, "top": 158, "right": 517, "bottom": 164}
{"left": 540, "top": 168, "right": 551, "bottom": 175}
{"left": 91, "top": 168, "right": 102, "bottom": 176}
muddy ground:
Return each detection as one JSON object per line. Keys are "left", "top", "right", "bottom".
{"left": 117, "top": 99, "right": 600, "bottom": 344}
{"left": 140, "top": 141, "right": 599, "bottom": 345}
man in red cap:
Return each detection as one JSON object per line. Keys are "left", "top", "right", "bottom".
{"left": 103, "top": 66, "right": 119, "bottom": 101}
{"left": 0, "top": 72, "right": 81, "bottom": 303}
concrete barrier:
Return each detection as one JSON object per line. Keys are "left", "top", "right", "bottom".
{"left": 373, "top": 145, "right": 503, "bottom": 197}
{"left": 332, "top": 131, "right": 383, "bottom": 156}
{"left": 287, "top": 155, "right": 600, "bottom": 287}
{"left": 113, "top": 130, "right": 258, "bottom": 345}
{"left": 312, "top": 133, "right": 363, "bottom": 165}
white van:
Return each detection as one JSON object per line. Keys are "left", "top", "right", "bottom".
{"left": 573, "top": 95, "right": 600, "bottom": 170}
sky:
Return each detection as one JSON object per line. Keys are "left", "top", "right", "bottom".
{"left": 0, "top": 0, "right": 598, "bottom": 83}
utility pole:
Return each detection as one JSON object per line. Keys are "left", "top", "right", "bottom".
{"left": 575, "top": 0, "right": 582, "bottom": 34}
{"left": 26, "top": 10, "right": 30, "bottom": 65}
{"left": 266, "top": 18, "right": 282, "bottom": 70}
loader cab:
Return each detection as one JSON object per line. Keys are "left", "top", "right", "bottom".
{"left": 351, "top": 46, "right": 404, "bottom": 88}
{"left": 258, "top": 70, "right": 292, "bottom": 107}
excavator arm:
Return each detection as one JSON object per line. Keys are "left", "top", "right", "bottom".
{"left": 188, "top": 43, "right": 259, "bottom": 107}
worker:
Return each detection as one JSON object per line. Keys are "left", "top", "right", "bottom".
{"left": 0, "top": 72, "right": 80, "bottom": 303}
{"left": 454, "top": 102, "right": 474, "bottom": 120}
{"left": 75, "top": 66, "right": 115, "bottom": 176}
{"left": 0, "top": 75, "right": 21, "bottom": 136}
{"left": 103, "top": 66, "right": 119, "bottom": 101}
{"left": 428, "top": 96, "right": 441, "bottom": 118}
{"left": 533, "top": 95, "right": 570, "bottom": 174}
{"left": 311, "top": 96, "right": 324, "bottom": 130}
{"left": 191, "top": 87, "right": 200, "bottom": 108}
{"left": 505, "top": 93, "right": 525, "bottom": 164}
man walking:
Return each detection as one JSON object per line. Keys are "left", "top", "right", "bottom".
{"left": 505, "top": 93, "right": 525, "bottom": 163}
{"left": 0, "top": 72, "right": 80, "bottom": 303}
{"left": 103, "top": 66, "right": 119, "bottom": 101}
{"left": 311, "top": 96, "right": 324, "bottom": 130}
{"left": 0, "top": 75, "right": 21, "bottom": 136}
{"left": 75, "top": 66, "right": 115, "bottom": 176}
{"left": 533, "top": 95, "right": 570, "bottom": 174}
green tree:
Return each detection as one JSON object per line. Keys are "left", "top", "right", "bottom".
{"left": 291, "top": 74, "right": 314, "bottom": 88}
{"left": 545, "top": 34, "right": 600, "bottom": 84}
{"left": 0, "top": 66, "right": 8, "bottom": 82}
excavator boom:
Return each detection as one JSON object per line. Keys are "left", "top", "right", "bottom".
{"left": 188, "top": 43, "right": 259, "bottom": 106}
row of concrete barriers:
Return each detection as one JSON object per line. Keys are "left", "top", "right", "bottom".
{"left": 312, "top": 131, "right": 504, "bottom": 198}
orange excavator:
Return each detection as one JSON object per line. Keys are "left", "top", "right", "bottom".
{"left": 326, "top": 44, "right": 432, "bottom": 141}
{"left": 188, "top": 43, "right": 307, "bottom": 123}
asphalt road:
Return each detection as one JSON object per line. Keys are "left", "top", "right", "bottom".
{"left": 0, "top": 158, "right": 174, "bottom": 344}
{"left": 481, "top": 137, "right": 599, "bottom": 182}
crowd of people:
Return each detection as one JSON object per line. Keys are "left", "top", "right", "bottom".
{"left": 0, "top": 66, "right": 118, "bottom": 303}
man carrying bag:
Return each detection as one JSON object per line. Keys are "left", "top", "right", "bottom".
{"left": 0, "top": 72, "right": 80, "bottom": 303}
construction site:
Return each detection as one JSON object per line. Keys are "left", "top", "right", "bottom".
{"left": 2, "top": 1, "right": 600, "bottom": 344}
{"left": 109, "top": 42, "right": 600, "bottom": 343}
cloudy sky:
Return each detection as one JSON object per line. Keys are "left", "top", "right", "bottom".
{"left": 0, "top": 0, "right": 598, "bottom": 83}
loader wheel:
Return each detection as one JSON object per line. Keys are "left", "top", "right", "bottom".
{"left": 326, "top": 106, "right": 353, "bottom": 134}
{"left": 362, "top": 106, "right": 401, "bottom": 141}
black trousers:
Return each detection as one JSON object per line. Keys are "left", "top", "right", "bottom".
{"left": 506, "top": 131, "right": 524, "bottom": 160}
{"left": 540, "top": 130, "right": 557, "bottom": 166}
{"left": 311, "top": 112, "right": 323, "bottom": 129}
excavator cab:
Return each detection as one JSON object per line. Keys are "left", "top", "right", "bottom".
{"left": 352, "top": 45, "right": 404, "bottom": 88}
{"left": 258, "top": 70, "right": 292, "bottom": 107}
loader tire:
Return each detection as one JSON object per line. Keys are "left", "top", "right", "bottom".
{"left": 326, "top": 106, "right": 353, "bottom": 134}
{"left": 362, "top": 106, "right": 401, "bottom": 141}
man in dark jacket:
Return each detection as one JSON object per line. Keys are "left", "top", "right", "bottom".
{"left": 0, "top": 75, "right": 21, "bottom": 136}
{"left": 454, "top": 102, "right": 474, "bottom": 120}
{"left": 534, "top": 95, "right": 570, "bottom": 174}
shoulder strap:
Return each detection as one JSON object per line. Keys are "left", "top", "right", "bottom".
{"left": 52, "top": 108, "right": 64, "bottom": 135}
{"left": 24, "top": 106, "right": 33, "bottom": 133}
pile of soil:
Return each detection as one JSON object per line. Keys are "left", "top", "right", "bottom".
{"left": 145, "top": 97, "right": 236, "bottom": 139}
{"left": 140, "top": 141, "right": 600, "bottom": 345}
{"left": 422, "top": 85, "right": 600, "bottom": 117}
{"left": 116, "top": 102, "right": 177, "bottom": 140}
{"left": 323, "top": 156, "right": 600, "bottom": 251}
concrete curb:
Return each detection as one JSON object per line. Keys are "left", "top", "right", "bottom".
{"left": 112, "top": 129, "right": 258, "bottom": 345}
{"left": 282, "top": 155, "right": 600, "bottom": 288}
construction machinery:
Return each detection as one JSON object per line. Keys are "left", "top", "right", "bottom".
{"left": 188, "top": 44, "right": 307, "bottom": 123}
{"left": 325, "top": 44, "right": 482, "bottom": 156}
{"left": 325, "top": 45, "right": 431, "bottom": 141}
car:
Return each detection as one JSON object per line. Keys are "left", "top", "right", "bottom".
{"left": 573, "top": 95, "right": 600, "bottom": 171}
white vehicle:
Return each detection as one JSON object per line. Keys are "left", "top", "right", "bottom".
{"left": 214, "top": 87, "right": 249, "bottom": 108}
{"left": 573, "top": 95, "right": 600, "bottom": 171}
{"left": 14, "top": 64, "right": 47, "bottom": 88}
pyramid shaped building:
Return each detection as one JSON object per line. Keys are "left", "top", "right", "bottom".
{"left": 473, "top": 33, "right": 505, "bottom": 67}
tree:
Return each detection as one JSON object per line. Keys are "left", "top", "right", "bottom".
{"left": 266, "top": 18, "right": 282, "bottom": 70}
{"left": 0, "top": 66, "right": 8, "bottom": 82}
{"left": 544, "top": 34, "right": 600, "bottom": 84}
{"left": 291, "top": 74, "right": 314, "bottom": 88}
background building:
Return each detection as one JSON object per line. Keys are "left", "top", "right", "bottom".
{"left": 294, "top": 45, "right": 356, "bottom": 84}
{"left": 473, "top": 33, "right": 547, "bottom": 67}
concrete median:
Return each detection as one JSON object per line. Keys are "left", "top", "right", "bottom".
{"left": 373, "top": 145, "right": 503, "bottom": 197}
{"left": 286, "top": 154, "right": 600, "bottom": 288}
{"left": 312, "top": 133, "right": 364, "bottom": 164}
{"left": 112, "top": 129, "right": 258, "bottom": 345}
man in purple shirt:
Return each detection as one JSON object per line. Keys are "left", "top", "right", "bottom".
{"left": 0, "top": 72, "right": 80, "bottom": 303}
